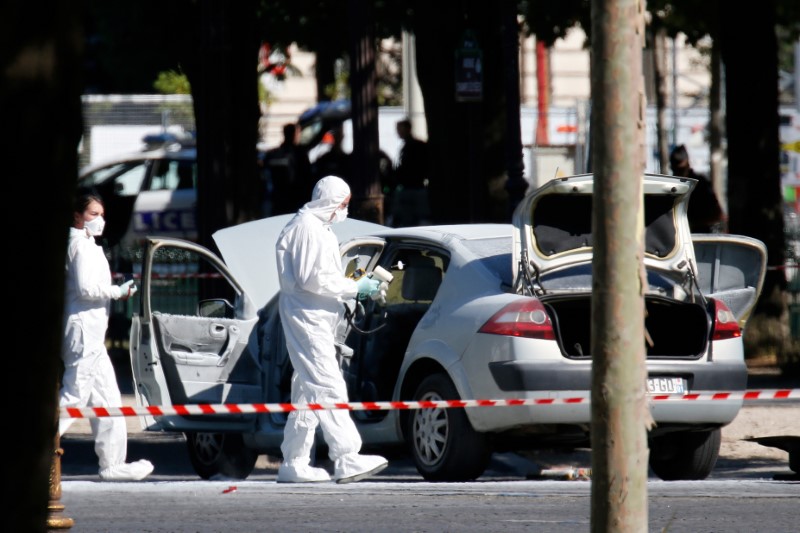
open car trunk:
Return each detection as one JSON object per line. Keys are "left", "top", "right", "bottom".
{"left": 512, "top": 174, "right": 767, "bottom": 358}
{"left": 541, "top": 293, "right": 710, "bottom": 359}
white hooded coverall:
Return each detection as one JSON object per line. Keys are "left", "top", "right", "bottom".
{"left": 59, "top": 227, "right": 133, "bottom": 473}
{"left": 275, "top": 176, "right": 364, "bottom": 469}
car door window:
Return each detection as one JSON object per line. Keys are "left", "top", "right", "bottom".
{"left": 348, "top": 245, "right": 448, "bottom": 406}
{"left": 148, "top": 159, "right": 196, "bottom": 191}
{"left": 386, "top": 249, "right": 447, "bottom": 305}
{"left": 111, "top": 163, "right": 148, "bottom": 196}
{"left": 80, "top": 162, "right": 129, "bottom": 187}
{"left": 80, "top": 161, "right": 147, "bottom": 196}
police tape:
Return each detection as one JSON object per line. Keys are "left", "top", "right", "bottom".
{"left": 60, "top": 389, "right": 800, "bottom": 420}
{"left": 112, "top": 272, "right": 223, "bottom": 280}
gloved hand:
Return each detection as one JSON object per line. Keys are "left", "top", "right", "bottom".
{"left": 355, "top": 277, "right": 381, "bottom": 300}
{"left": 370, "top": 281, "right": 389, "bottom": 304}
{"left": 119, "top": 279, "right": 138, "bottom": 298}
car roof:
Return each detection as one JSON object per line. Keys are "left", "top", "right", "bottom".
{"left": 298, "top": 99, "right": 351, "bottom": 124}
{"left": 78, "top": 143, "right": 196, "bottom": 178}
{"left": 367, "top": 224, "right": 512, "bottom": 240}
{"left": 212, "top": 218, "right": 513, "bottom": 309}
{"left": 213, "top": 216, "right": 387, "bottom": 308}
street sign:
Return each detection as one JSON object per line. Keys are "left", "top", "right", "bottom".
{"left": 455, "top": 30, "right": 483, "bottom": 102}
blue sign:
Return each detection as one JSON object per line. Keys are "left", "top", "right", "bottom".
{"left": 133, "top": 209, "right": 196, "bottom": 233}
{"left": 455, "top": 30, "right": 483, "bottom": 102}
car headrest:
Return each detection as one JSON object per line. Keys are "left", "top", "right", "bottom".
{"left": 401, "top": 263, "right": 442, "bottom": 302}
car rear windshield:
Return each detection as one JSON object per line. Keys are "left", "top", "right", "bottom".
{"left": 460, "top": 236, "right": 514, "bottom": 286}
{"left": 532, "top": 194, "right": 677, "bottom": 258}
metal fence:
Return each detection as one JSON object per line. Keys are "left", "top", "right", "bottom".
{"left": 80, "top": 94, "right": 302, "bottom": 169}
{"left": 80, "top": 94, "right": 195, "bottom": 169}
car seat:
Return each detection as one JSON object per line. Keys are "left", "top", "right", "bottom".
{"left": 358, "top": 255, "right": 443, "bottom": 407}
{"left": 400, "top": 256, "right": 442, "bottom": 302}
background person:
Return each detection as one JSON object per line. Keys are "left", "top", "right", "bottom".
{"left": 311, "top": 125, "right": 352, "bottom": 182}
{"left": 275, "top": 175, "right": 388, "bottom": 484}
{"left": 59, "top": 193, "right": 154, "bottom": 481}
{"left": 669, "top": 144, "right": 725, "bottom": 233}
{"left": 262, "top": 122, "right": 314, "bottom": 216}
{"left": 390, "top": 118, "right": 431, "bottom": 226}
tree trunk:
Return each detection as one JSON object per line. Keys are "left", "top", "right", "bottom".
{"left": 709, "top": 34, "right": 726, "bottom": 224}
{"left": 2, "top": 2, "right": 85, "bottom": 530}
{"left": 589, "top": 0, "right": 651, "bottom": 530}
{"left": 651, "top": 18, "right": 669, "bottom": 174}
{"left": 192, "top": 0, "right": 261, "bottom": 255}
{"left": 315, "top": 44, "right": 338, "bottom": 101}
{"left": 720, "top": 1, "right": 796, "bottom": 367}
{"left": 348, "top": 0, "right": 383, "bottom": 223}
{"left": 412, "top": 0, "right": 511, "bottom": 223}
{"left": 502, "top": 2, "right": 528, "bottom": 217}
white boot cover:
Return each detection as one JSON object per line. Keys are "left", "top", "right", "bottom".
{"left": 333, "top": 453, "right": 388, "bottom": 484}
{"left": 99, "top": 459, "right": 154, "bottom": 481}
{"left": 277, "top": 462, "right": 332, "bottom": 483}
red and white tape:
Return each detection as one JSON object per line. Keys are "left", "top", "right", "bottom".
{"left": 112, "top": 272, "right": 223, "bottom": 280}
{"left": 60, "top": 389, "right": 800, "bottom": 420}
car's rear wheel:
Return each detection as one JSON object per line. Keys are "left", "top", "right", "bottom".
{"left": 407, "top": 373, "right": 491, "bottom": 481}
{"left": 649, "top": 428, "right": 721, "bottom": 480}
{"left": 185, "top": 432, "right": 258, "bottom": 480}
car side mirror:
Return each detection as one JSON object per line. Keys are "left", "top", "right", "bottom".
{"left": 197, "top": 298, "right": 235, "bottom": 319}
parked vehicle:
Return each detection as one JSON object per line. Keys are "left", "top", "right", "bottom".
{"left": 296, "top": 99, "right": 403, "bottom": 164}
{"left": 129, "top": 173, "right": 766, "bottom": 482}
{"left": 296, "top": 99, "right": 398, "bottom": 187}
{"left": 78, "top": 100, "right": 397, "bottom": 268}
{"left": 77, "top": 133, "right": 198, "bottom": 272}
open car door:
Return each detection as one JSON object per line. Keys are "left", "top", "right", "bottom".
{"left": 692, "top": 234, "right": 767, "bottom": 326}
{"left": 129, "top": 237, "right": 261, "bottom": 432}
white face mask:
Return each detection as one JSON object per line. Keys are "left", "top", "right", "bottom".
{"left": 84, "top": 216, "right": 106, "bottom": 236}
{"left": 332, "top": 206, "right": 348, "bottom": 224}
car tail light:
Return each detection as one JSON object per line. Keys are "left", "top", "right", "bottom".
{"left": 711, "top": 298, "right": 741, "bottom": 340}
{"left": 478, "top": 299, "right": 556, "bottom": 340}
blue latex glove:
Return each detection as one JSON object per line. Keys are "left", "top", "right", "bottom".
{"left": 355, "top": 277, "right": 381, "bottom": 300}
{"left": 120, "top": 279, "right": 138, "bottom": 298}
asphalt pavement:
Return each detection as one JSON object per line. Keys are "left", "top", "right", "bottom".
{"left": 53, "top": 365, "right": 798, "bottom": 532}
{"left": 58, "top": 363, "right": 798, "bottom": 483}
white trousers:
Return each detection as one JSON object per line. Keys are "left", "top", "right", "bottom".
{"left": 59, "top": 325, "right": 127, "bottom": 471}
{"left": 280, "top": 370, "right": 362, "bottom": 466}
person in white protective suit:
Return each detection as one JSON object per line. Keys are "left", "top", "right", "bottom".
{"left": 59, "top": 193, "right": 154, "bottom": 481}
{"left": 275, "top": 175, "right": 388, "bottom": 483}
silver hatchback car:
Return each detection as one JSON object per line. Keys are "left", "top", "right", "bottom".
{"left": 129, "top": 173, "right": 766, "bottom": 481}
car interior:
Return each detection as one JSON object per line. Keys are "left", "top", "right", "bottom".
{"left": 346, "top": 247, "right": 447, "bottom": 419}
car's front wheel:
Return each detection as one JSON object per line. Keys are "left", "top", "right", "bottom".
{"left": 185, "top": 432, "right": 258, "bottom": 480}
{"left": 407, "top": 373, "right": 491, "bottom": 481}
{"left": 649, "top": 428, "right": 721, "bottom": 480}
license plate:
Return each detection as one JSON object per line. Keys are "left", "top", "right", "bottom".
{"left": 647, "top": 377, "right": 687, "bottom": 394}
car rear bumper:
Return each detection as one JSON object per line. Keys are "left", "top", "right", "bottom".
{"left": 488, "top": 359, "right": 748, "bottom": 392}
{"left": 459, "top": 359, "right": 747, "bottom": 433}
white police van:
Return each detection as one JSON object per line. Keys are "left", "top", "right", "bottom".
{"left": 77, "top": 133, "right": 198, "bottom": 271}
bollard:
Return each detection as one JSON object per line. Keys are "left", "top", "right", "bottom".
{"left": 47, "top": 388, "right": 73, "bottom": 529}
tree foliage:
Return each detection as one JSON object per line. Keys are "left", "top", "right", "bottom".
{"left": 83, "top": 0, "right": 196, "bottom": 93}
{"left": 520, "top": 0, "right": 591, "bottom": 45}
{"left": 153, "top": 69, "right": 191, "bottom": 94}
{"left": 255, "top": 1, "right": 407, "bottom": 100}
